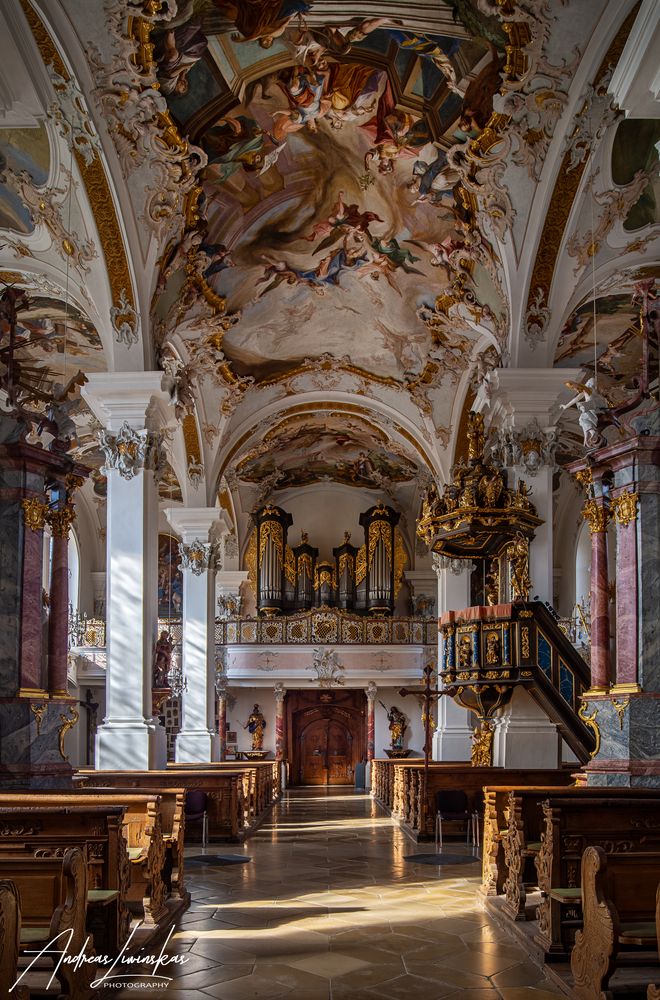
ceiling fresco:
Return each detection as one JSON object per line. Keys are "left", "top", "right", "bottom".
{"left": 154, "top": 2, "right": 507, "bottom": 387}
{"left": 233, "top": 410, "right": 421, "bottom": 491}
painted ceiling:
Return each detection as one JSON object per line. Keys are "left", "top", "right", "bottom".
{"left": 234, "top": 410, "right": 420, "bottom": 490}
{"left": 0, "top": 0, "right": 658, "bottom": 536}
{"left": 154, "top": 1, "right": 506, "bottom": 391}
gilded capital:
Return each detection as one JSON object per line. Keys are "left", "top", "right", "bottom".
{"left": 582, "top": 499, "right": 607, "bottom": 534}
{"left": 47, "top": 505, "right": 76, "bottom": 538}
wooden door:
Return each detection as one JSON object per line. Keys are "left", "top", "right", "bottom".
{"left": 288, "top": 690, "right": 366, "bottom": 786}
{"left": 301, "top": 718, "right": 353, "bottom": 785}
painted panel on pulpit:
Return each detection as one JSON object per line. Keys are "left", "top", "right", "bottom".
{"left": 158, "top": 533, "right": 183, "bottom": 617}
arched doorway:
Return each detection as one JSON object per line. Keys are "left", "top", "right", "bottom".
{"left": 287, "top": 690, "right": 366, "bottom": 786}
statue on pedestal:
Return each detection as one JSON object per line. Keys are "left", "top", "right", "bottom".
{"left": 244, "top": 703, "right": 266, "bottom": 750}
{"left": 381, "top": 702, "right": 407, "bottom": 751}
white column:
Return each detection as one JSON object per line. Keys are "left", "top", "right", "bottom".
{"left": 82, "top": 373, "right": 171, "bottom": 771}
{"left": 432, "top": 554, "right": 473, "bottom": 761}
{"left": 166, "top": 508, "right": 231, "bottom": 763}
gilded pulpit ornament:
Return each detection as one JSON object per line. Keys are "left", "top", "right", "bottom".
{"left": 471, "top": 721, "right": 494, "bottom": 767}
{"left": 417, "top": 412, "right": 542, "bottom": 576}
{"left": 506, "top": 533, "right": 531, "bottom": 602}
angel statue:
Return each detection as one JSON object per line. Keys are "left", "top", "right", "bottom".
{"left": 244, "top": 704, "right": 266, "bottom": 751}
{"left": 560, "top": 377, "right": 611, "bottom": 449}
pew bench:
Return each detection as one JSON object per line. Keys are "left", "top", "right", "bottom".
{"left": 571, "top": 846, "right": 660, "bottom": 1000}
{"left": 76, "top": 769, "right": 247, "bottom": 841}
{"left": 0, "top": 880, "right": 29, "bottom": 1000}
{"left": 534, "top": 792, "right": 660, "bottom": 958}
{"left": 0, "top": 847, "right": 96, "bottom": 1000}
{"left": 0, "top": 799, "right": 129, "bottom": 953}
{"left": 0, "top": 790, "right": 170, "bottom": 936}
{"left": 71, "top": 783, "right": 188, "bottom": 903}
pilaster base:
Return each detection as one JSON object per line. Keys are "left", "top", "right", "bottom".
{"left": 581, "top": 693, "right": 660, "bottom": 787}
{"left": 0, "top": 698, "right": 75, "bottom": 788}
{"left": 175, "top": 730, "right": 219, "bottom": 764}
{"left": 96, "top": 719, "right": 166, "bottom": 771}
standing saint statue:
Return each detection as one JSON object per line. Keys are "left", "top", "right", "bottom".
{"left": 152, "top": 631, "right": 173, "bottom": 687}
{"left": 244, "top": 704, "right": 267, "bottom": 751}
{"left": 381, "top": 702, "right": 407, "bottom": 751}
{"left": 507, "top": 532, "right": 532, "bottom": 602}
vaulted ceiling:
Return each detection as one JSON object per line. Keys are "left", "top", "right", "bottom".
{"left": 0, "top": 0, "right": 658, "bottom": 561}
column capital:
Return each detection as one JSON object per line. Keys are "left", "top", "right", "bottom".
{"left": 274, "top": 682, "right": 286, "bottom": 704}
{"left": 81, "top": 372, "right": 172, "bottom": 433}
{"left": 366, "top": 681, "right": 378, "bottom": 702}
{"left": 165, "top": 506, "right": 232, "bottom": 543}
{"left": 432, "top": 553, "right": 470, "bottom": 578}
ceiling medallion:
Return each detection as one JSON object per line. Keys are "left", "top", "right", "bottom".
{"left": 417, "top": 411, "right": 542, "bottom": 560}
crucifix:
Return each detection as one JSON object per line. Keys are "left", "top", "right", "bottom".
{"left": 399, "top": 663, "right": 446, "bottom": 834}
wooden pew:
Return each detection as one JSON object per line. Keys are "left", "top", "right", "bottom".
{"left": 534, "top": 791, "right": 660, "bottom": 957}
{"left": 0, "top": 847, "right": 96, "bottom": 1000}
{"left": 72, "top": 782, "right": 188, "bottom": 903}
{"left": 571, "top": 846, "right": 660, "bottom": 1000}
{"left": 167, "top": 760, "right": 282, "bottom": 823}
{"left": 0, "top": 791, "right": 168, "bottom": 932}
{"left": 0, "top": 799, "right": 129, "bottom": 953}
{"left": 648, "top": 882, "right": 660, "bottom": 1000}
{"left": 0, "top": 880, "right": 29, "bottom": 1000}
{"left": 372, "top": 760, "right": 575, "bottom": 840}
{"left": 77, "top": 769, "right": 247, "bottom": 841}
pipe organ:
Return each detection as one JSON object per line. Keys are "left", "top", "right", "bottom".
{"left": 246, "top": 504, "right": 406, "bottom": 616}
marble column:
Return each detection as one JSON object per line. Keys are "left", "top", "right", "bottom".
{"left": 46, "top": 502, "right": 75, "bottom": 697}
{"left": 167, "top": 507, "right": 231, "bottom": 763}
{"left": 274, "top": 682, "right": 286, "bottom": 762}
{"left": 583, "top": 497, "right": 610, "bottom": 692}
{"left": 366, "top": 682, "right": 377, "bottom": 761}
{"left": 217, "top": 688, "right": 227, "bottom": 762}
{"left": 82, "top": 373, "right": 171, "bottom": 771}
{"left": 0, "top": 423, "right": 84, "bottom": 787}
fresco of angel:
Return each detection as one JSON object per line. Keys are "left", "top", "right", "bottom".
{"left": 216, "top": 0, "right": 312, "bottom": 48}
{"left": 302, "top": 191, "right": 383, "bottom": 252}
{"left": 361, "top": 83, "right": 431, "bottom": 175}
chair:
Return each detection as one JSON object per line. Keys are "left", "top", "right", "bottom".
{"left": 435, "top": 790, "right": 473, "bottom": 852}
{"left": 184, "top": 790, "right": 208, "bottom": 847}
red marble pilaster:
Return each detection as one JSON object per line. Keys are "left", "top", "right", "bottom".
{"left": 614, "top": 513, "right": 638, "bottom": 687}
{"left": 19, "top": 500, "right": 47, "bottom": 693}
{"left": 218, "top": 695, "right": 227, "bottom": 761}
{"left": 275, "top": 686, "right": 285, "bottom": 762}
{"left": 47, "top": 507, "right": 73, "bottom": 697}
{"left": 367, "top": 691, "right": 376, "bottom": 761}
{"left": 589, "top": 504, "right": 610, "bottom": 691}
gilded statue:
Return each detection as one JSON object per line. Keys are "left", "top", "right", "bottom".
{"left": 458, "top": 633, "right": 473, "bottom": 669}
{"left": 485, "top": 561, "right": 499, "bottom": 606}
{"left": 467, "top": 411, "right": 485, "bottom": 461}
{"left": 485, "top": 632, "right": 501, "bottom": 665}
{"left": 152, "top": 630, "right": 174, "bottom": 687}
{"left": 507, "top": 533, "right": 531, "bottom": 602}
{"left": 471, "top": 722, "right": 494, "bottom": 767}
{"left": 382, "top": 703, "right": 407, "bottom": 751}
{"left": 244, "top": 704, "right": 266, "bottom": 751}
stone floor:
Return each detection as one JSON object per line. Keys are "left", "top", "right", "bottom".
{"left": 148, "top": 788, "right": 566, "bottom": 999}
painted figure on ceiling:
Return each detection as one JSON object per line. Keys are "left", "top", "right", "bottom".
{"left": 362, "top": 83, "right": 430, "bottom": 174}
{"left": 218, "top": 0, "right": 312, "bottom": 48}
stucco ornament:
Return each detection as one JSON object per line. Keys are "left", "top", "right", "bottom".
{"left": 98, "top": 421, "right": 155, "bottom": 479}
